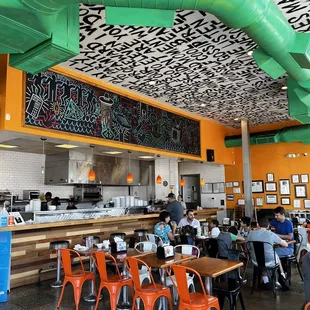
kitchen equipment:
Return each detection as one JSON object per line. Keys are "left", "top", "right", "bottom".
{"left": 120, "top": 196, "right": 126, "bottom": 208}
{"left": 73, "top": 185, "right": 101, "bottom": 202}
{"left": 112, "top": 197, "right": 120, "bottom": 208}
{"left": 130, "top": 196, "right": 135, "bottom": 207}
{"left": 32, "top": 199, "right": 41, "bottom": 211}
{"left": 125, "top": 196, "right": 130, "bottom": 207}
{"left": 23, "top": 190, "right": 40, "bottom": 200}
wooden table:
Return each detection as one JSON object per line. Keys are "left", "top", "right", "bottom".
{"left": 183, "top": 257, "right": 243, "bottom": 295}
{"left": 138, "top": 253, "right": 196, "bottom": 310}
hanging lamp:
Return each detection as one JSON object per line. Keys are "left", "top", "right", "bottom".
{"left": 200, "top": 178, "right": 205, "bottom": 186}
{"left": 127, "top": 150, "right": 133, "bottom": 184}
{"left": 88, "top": 145, "right": 96, "bottom": 182}
{"left": 156, "top": 175, "right": 162, "bottom": 184}
{"left": 180, "top": 158, "right": 185, "bottom": 187}
{"left": 40, "top": 137, "right": 46, "bottom": 174}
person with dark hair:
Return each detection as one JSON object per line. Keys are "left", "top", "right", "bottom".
{"left": 247, "top": 217, "right": 288, "bottom": 289}
{"left": 45, "top": 192, "right": 52, "bottom": 205}
{"left": 178, "top": 194, "right": 187, "bottom": 210}
{"left": 154, "top": 211, "right": 176, "bottom": 244}
{"left": 166, "top": 193, "right": 184, "bottom": 224}
{"left": 178, "top": 209, "right": 200, "bottom": 228}
{"left": 209, "top": 219, "right": 220, "bottom": 237}
{"left": 239, "top": 216, "right": 251, "bottom": 238}
{"left": 66, "top": 198, "right": 77, "bottom": 210}
{"left": 269, "top": 206, "right": 294, "bottom": 257}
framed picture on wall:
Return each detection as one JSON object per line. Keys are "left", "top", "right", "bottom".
{"left": 233, "top": 181, "right": 239, "bottom": 187}
{"left": 227, "top": 194, "right": 234, "bottom": 201}
{"left": 256, "top": 197, "right": 263, "bottom": 206}
{"left": 266, "top": 195, "right": 278, "bottom": 204}
{"left": 279, "top": 179, "right": 291, "bottom": 195}
{"left": 304, "top": 200, "right": 310, "bottom": 208}
{"left": 242, "top": 180, "right": 264, "bottom": 193}
{"left": 213, "top": 182, "right": 225, "bottom": 194}
{"left": 267, "top": 173, "right": 274, "bottom": 182}
{"left": 294, "top": 200, "right": 301, "bottom": 208}
{"left": 301, "top": 174, "right": 309, "bottom": 183}
{"left": 202, "top": 183, "right": 213, "bottom": 194}
{"left": 265, "top": 182, "right": 277, "bottom": 192}
{"left": 226, "top": 182, "right": 233, "bottom": 188}
{"left": 233, "top": 187, "right": 241, "bottom": 194}
{"left": 281, "top": 197, "right": 291, "bottom": 205}
{"left": 292, "top": 174, "right": 300, "bottom": 184}
{"left": 237, "top": 199, "right": 245, "bottom": 205}
{"left": 295, "top": 185, "right": 307, "bottom": 198}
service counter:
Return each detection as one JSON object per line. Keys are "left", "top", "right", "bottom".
{"left": 0, "top": 209, "right": 219, "bottom": 288}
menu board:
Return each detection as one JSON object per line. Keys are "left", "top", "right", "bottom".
{"left": 24, "top": 71, "right": 201, "bottom": 156}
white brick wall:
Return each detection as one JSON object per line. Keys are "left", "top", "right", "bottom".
{"left": 0, "top": 150, "right": 73, "bottom": 198}
{"left": 180, "top": 162, "right": 226, "bottom": 209}
{"left": 155, "top": 158, "right": 179, "bottom": 200}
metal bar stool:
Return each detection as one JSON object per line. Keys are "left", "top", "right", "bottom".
{"left": 50, "top": 240, "right": 70, "bottom": 288}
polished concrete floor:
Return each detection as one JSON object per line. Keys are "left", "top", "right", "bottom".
{"left": 0, "top": 266, "right": 305, "bottom": 310}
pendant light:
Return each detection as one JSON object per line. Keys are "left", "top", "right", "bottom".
{"left": 180, "top": 158, "right": 185, "bottom": 187}
{"left": 127, "top": 150, "right": 133, "bottom": 184}
{"left": 156, "top": 154, "right": 162, "bottom": 184}
{"left": 200, "top": 178, "right": 205, "bottom": 186}
{"left": 40, "top": 137, "right": 46, "bottom": 174}
{"left": 88, "top": 145, "right": 96, "bottom": 182}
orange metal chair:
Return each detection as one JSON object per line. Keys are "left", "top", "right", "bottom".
{"left": 92, "top": 251, "right": 133, "bottom": 310}
{"left": 305, "top": 302, "right": 310, "bottom": 310}
{"left": 126, "top": 257, "right": 173, "bottom": 310}
{"left": 169, "top": 264, "right": 220, "bottom": 310}
{"left": 57, "top": 248, "right": 96, "bottom": 310}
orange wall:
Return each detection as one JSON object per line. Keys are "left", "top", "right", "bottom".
{"left": 225, "top": 142, "right": 310, "bottom": 210}
{"left": 0, "top": 56, "right": 234, "bottom": 163}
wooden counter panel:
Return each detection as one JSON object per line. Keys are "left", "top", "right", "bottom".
{"left": 5, "top": 209, "right": 220, "bottom": 288}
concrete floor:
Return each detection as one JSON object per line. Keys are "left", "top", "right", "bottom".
{"left": 0, "top": 266, "right": 305, "bottom": 310}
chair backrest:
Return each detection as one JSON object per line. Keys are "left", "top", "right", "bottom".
{"left": 174, "top": 244, "right": 200, "bottom": 258}
{"left": 146, "top": 233, "right": 162, "bottom": 244}
{"left": 217, "top": 234, "right": 233, "bottom": 258}
{"left": 298, "top": 227, "right": 308, "bottom": 246}
{"left": 92, "top": 251, "right": 121, "bottom": 282}
{"left": 208, "top": 238, "right": 219, "bottom": 258}
{"left": 246, "top": 241, "right": 277, "bottom": 268}
{"left": 305, "top": 302, "right": 310, "bottom": 310}
{"left": 170, "top": 264, "right": 207, "bottom": 304}
{"left": 59, "top": 248, "right": 85, "bottom": 277}
{"left": 134, "top": 241, "right": 157, "bottom": 252}
{"left": 126, "top": 257, "right": 156, "bottom": 291}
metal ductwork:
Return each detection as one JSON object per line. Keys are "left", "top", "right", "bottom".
{"left": 225, "top": 124, "right": 310, "bottom": 148}
{"left": 44, "top": 150, "right": 153, "bottom": 186}
{"left": 0, "top": 0, "right": 310, "bottom": 121}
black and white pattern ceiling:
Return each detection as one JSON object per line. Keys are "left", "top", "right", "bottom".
{"left": 60, "top": 0, "right": 310, "bottom": 128}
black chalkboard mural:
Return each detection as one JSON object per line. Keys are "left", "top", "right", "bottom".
{"left": 25, "top": 71, "right": 201, "bottom": 155}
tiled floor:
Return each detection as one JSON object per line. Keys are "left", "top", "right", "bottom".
{"left": 0, "top": 266, "right": 305, "bottom": 310}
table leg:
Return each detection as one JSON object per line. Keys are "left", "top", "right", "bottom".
{"left": 117, "top": 262, "right": 131, "bottom": 310}
{"left": 204, "top": 277, "right": 213, "bottom": 295}
{"left": 84, "top": 256, "right": 101, "bottom": 303}
{"left": 160, "top": 269, "right": 168, "bottom": 310}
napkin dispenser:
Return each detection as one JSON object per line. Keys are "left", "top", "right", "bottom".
{"left": 111, "top": 241, "right": 127, "bottom": 253}
{"left": 156, "top": 245, "right": 175, "bottom": 259}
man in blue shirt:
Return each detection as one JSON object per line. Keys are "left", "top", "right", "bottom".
{"left": 269, "top": 206, "right": 294, "bottom": 257}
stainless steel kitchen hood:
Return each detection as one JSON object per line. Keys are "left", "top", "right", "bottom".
{"left": 44, "top": 150, "right": 153, "bottom": 186}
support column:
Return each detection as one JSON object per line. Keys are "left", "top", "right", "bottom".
{"left": 241, "top": 119, "right": 253, "bottom": 218}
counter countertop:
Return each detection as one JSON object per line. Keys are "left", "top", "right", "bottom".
{"left": 0, "top": 209, "right": 220, "bottom": 232}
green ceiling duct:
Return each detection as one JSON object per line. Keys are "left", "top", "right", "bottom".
{"left": 0, "top": 0, "right": 310, "bottom": 123}
{"left": 225, "top": 124, "right": 310, "bottom": 148}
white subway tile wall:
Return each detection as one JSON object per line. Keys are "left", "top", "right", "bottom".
{"left": 155, "top": 158, "right": 179, "bottom": 200}
{"left": 181, "top": 162, "right": 226, "bottom": 209}
{"left": 0, "top": 150, "right": 73, "bottom": 198}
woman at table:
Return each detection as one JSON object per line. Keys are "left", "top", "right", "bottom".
{"left": 178, "top": 195, "right": 186, "bottom": 211}
{"left": 154, "top": 211, "right": 176, "bottom": 245}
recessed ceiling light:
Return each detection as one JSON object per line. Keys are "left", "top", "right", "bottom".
{"left": 55, "top": 144, "right": 79, "bottom": 149}
{"left": 200, "top": 103, "right": 206, "bottom": 107}
{"left": 247, "top": 50, "right": 253, "bottom": 56}
{"left": 149, "top": 81, "right": 156, "bottom": 85}
{"left": 281, "top": 86, "right": 288, "bottom": 90}
{"left": 139, "top": 156, "right": 154, "bottom": 159}
{"left": 0, "top": 144, "right": 19, "bottom": 149}
{"left": 234, "top": 118, "right": 239, "bottom": 121}
{"left": 103, "top": 151, "right": 123, "bottom": 155}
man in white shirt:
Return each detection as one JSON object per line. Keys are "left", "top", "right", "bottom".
{"left": 178, "top": 209, "right": 200, "bottom": 228}
{"left": 209, "top": 219, "right": 221, "bottom": 237}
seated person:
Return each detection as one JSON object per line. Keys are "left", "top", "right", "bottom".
{"left": 239, "top": 216, "right": 251, "bottom": 238}
{"left": 209, "top": 219, "right": 221, "bottom": 237}
{"left": 251, "top": 221, "right": 258, "bottom": 231}
{"left": 217, "top": 226, "right": 245, "bottom": 258}
{"left": 269, "top": 206, "right": 294, "bottom": 257}
{"left": 247, "top": 217, "right": 288, "bottom": 288}
{"left": 154, "top": 211, "right": 176, "bottom": 245}
{"left": 302, "top": 252, "right": 310, "bottom": 309}
{"left": 178, "top": 209, "right": 200, "bottom": 228}
{"left": 66, "top": 198, "right": 77, "bottom": 210}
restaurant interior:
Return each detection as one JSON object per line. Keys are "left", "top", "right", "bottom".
{"left": 0, "top": 0, "right": 310, "bottom": 309}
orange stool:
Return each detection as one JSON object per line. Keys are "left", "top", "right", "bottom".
{"left": 305, "top": 302, "right": 310, "bottom": 310}
{"left": 169, "top": 264, "right": 220, "bottom": 310}
{"left": 56, "top": 249, "right": 96, "bottom": 310}
{"left": 126, "top": 257, "right": 173, "bottom": 310}
{"left": 92, "top": 251, "right": 133, "bottom": 310}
